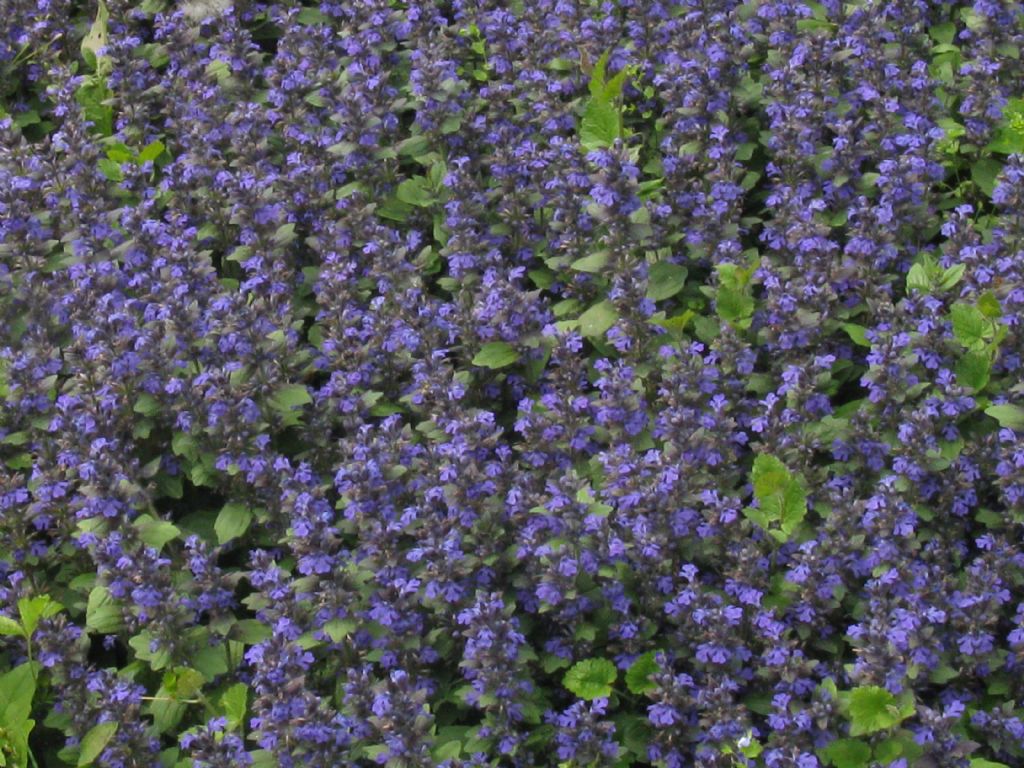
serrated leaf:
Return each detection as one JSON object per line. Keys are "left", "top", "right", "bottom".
{"left": 134, "top": 515, "right": 180, "bottom": 550}
{"left": 578, "top": 300, "right": 618, "bottom": 338}
{"left": 221, "top": 683, "right": 248, "bottom": 731}
{"left": 624, "top": 651, "right": 660, "bottom": 695}
{"left": 971, "top": 158, "right": 1003, "bottom": 197}
{"left": 906, "top": 263, "right": 930, "bottom": 291}
{"left": 949, "top": 303, "right": 987, "bottom": 350}
{"left": 81, "top": 0, "right": 110, "bottom": 70}
{"left": 846, "top": 686, "right": 903, "bottom": 736}
{"left": 270, "top": 384, "right": 312, "bottom": 411}
{"left": 985, "top": 404, "right": 1024, "bottom": 430}
{"left": 820, "top": 738, "right": 871, "bottom": 768}
{"left": 0, "top": 663, "right": 37, "bottom": 725}
{"left": 0, "top": 615, "right": 22, "bottom": 636}
{"left": 215, "top": 502, "right": 252, "bottom": 545}
{"left": 472, "top": 342, "right": 519, "bottom": 369}
{"left": 571, "top": 251, "right": 609, "bottom": 273}
{"left": 563, "top": 658, "right": 617, "bottom": 701}
{"left": 956, "top": 351, "right": 991, "bottom": 391}
{"left": 17, "top": 595, "right": 61, "bottom": 637}
{"left": 938, "top": 263, "right": 966, "bottom": 291}
{"left": 646, "top": 263, "right": 688, "bottom": 301}
{"left": 840, "top": 323, "right": 870, "bottom": 347}
{"left": 748, "top": 455, "right": 807, "bottom": 539}
{"left": 86, "top": 586, "right": 124, "bottom": 634}
{"left": 79, "top": 721, "right": 118, "bottom": 766}
{"left": 580, "top": 98, "right": 620, "bottom": 152}
{"left": 396, "top": 176, "right": 434, "bottom": 207}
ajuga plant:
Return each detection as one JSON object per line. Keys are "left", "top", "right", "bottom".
{"left": 2, "top": 1, "right": 1024, "bottom": 767}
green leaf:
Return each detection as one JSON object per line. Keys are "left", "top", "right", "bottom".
{"left": 971, "top": 158, "right": 1003, "bottom": 197}
{"left": 323, "top": 618, "right": 357, "bottom": 643}
{"left": 571, "top": 251, "right": 609, "bottom": 273}
{"left": 471, "top": 342, "right": 519, "bottom": 370}
{"left": 0, "top": 663, "right": 37, "bottom": 726}
{"left": 563, "top": 658, "right": 617, "bottom": 701}
{"left": 970, "top": 760, "right": 1011, "bottom": 768}
{"left": 745, "top": 455, "right": 807, "bottom": 540}
{"left": 978, "top": 291, "right": 1002, "bottom": 318}
{"left": 221, "top": 683, "right": 248, "bottom": 731}
{"left": 134, "top": 515, "right": 180, "bottom": 550}
{"left": 929, "top": 21, "right": 956, "bottom": 45}
{"left": 578, "top": 300, "right": 619, "bottom": 338}
{"left": 137, "top": 140, "right": 166, "bottom": 164}
{"left": 17, "top": 595, "right": 62, "bottom": 637}
{"left": 906, "top": 263, "right": 930, "bottom": 292}
{"left": 624, "top": 651, "right": 660, "bottom": 695}
{"left": 646, "top": 263, "right": 688, "bottom": 301}
{"left": 396, "top": 176, "right": 434, "bottom": 207}
{"left": 846, "top": 686, "right": 902, "bottom": 736}
{"left": 820, "top": 738, "right": 871, "bottom": 768}
{"left": 269, "top": 384, "right": 312, "bottom": 412}
{"left": 985, "top": 404, "right": 1024, "bottom": 430}
{"left": 0, "top": 615, "right": 23, "bottom": 637}
{"left": 956, "top": 351, "right": 991, "bottom": 391}
{"left": 949, "top": 302, "right": 987, "bottom": 351}
{"left": 432, "top": 741, "right": 462, "bottom": 761}
{"left": 840, "top": 323, "right": 870, "bottom": 347}
{"left": 580, "top": 99, "right": 621, "bottom": 152}
{"left": 938, "top": 263, "right": 966, "bottom": 291}
{"left": 86, "top": 586, "right": 124, "bottom": 634}
{"left": 716, "top": 287, "right": 755, "bottom": 328}
{"left": 81, "top": 0, "right": 110, "bottom": 70}
{"left": 78, "top": 722, "right": 118, "bottom": 766}
{"left": 215, "top": 502, "right": 253, "bottom": 545}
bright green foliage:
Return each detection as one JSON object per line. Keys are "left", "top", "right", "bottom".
{"left": 744, "top": 454, "right": 808, "bottom": 542}
{"left": 563, "top": 658, "right": 617, "bottom": 700}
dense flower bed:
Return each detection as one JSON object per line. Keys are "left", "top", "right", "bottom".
{"left": 2, "top": 1, "right": 1024, "bottom": 766}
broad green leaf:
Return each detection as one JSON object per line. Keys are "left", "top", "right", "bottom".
{"left": 578, "top": 300, "right": 618, "bottom": 338}
{"left": 86, "top": 586, "right": 124, "bottom": 634}
{"left": 580, "top": 98, "right": 621, "bottom": 152}
{"left": 970, "top": 760, "right": 1011, "bottom": 768}
{"left": 624, "top": 651, "right": 660, "bottom": 695}
{"left": 0, "top": 615, "right": 22, "bottom": 636}
{"left": 646, "top": 263, "right": 688, "bottom": 301}
{"left": 949, "top": 303, "right": 987, "bottom": 351}
{"left": 747, "top": 455, "right": 807, "bottom": 539}
{"left": 846, "top": 686, "right": 903, "bottom": 736}
{"left": 215, "top": 502, "right": 253, "bottom": 545}
{"left": 841, "top": 323, "right": 870, "bottom": 347}
{"left": 323, "top": 618, "right": 357, "bottom": 643}
{"left": 571, "top": 251, "right": 609, "bottom": 273}
{"left": 471, "top": 342, "right": 519, "bottom": 370}
{"left": 971, "top": 158, "right": 1002, "bottom": 197}
{"left": 0, "top": 663, "right": 37, "bottom": 725}
{"left": 985, "top": 404, "right": 1024, "bottom": 430}
{"left": 134, "top": 515, "right": 180, "bottom": 550}
{"left": 270, "top": 384, "right": 312, "bottom": 412}
{"left": 716, "top": 287, "right": 755, "bottom": 328}
{"left": 396, "top": 177, "right": 434, "bottom": 207}
{"left": 17, "top": 596, "right": 62, "bottom": 637}
{"left": 820, "top": 738, "right": 871, "bottom": 768}
{"left": 81, "top": 0, "right": 110, "bottom": 70}
{"left": 563, "top": 658, "right": 617, "bottom": 701}
{"left": 956, "top": 351, "right": 991, "bottom": 391}
{"left": 978, "top": 291, "right": 1002, "bottom": 318}
{"left": 433, "top": 741, "right": 462, "bottom": 761}
{"left": 220, "top": 683, "right": 248, "bottom": 731}
{"left": 938, "top": 263, "right": 966, "bottom": 290}
{"left": 906, "top": 263, "right": 930, "bottom": 291}
{"left": 78, "top": 721, "right": 118, "bottom": 766}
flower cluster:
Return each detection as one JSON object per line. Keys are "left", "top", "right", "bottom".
{"left": 2, "top": 0, "right": 1024, "bottom": 767}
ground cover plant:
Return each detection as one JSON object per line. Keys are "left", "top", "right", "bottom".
{"left": 2, "top": 0, "right": 1024, "bottom": 766}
